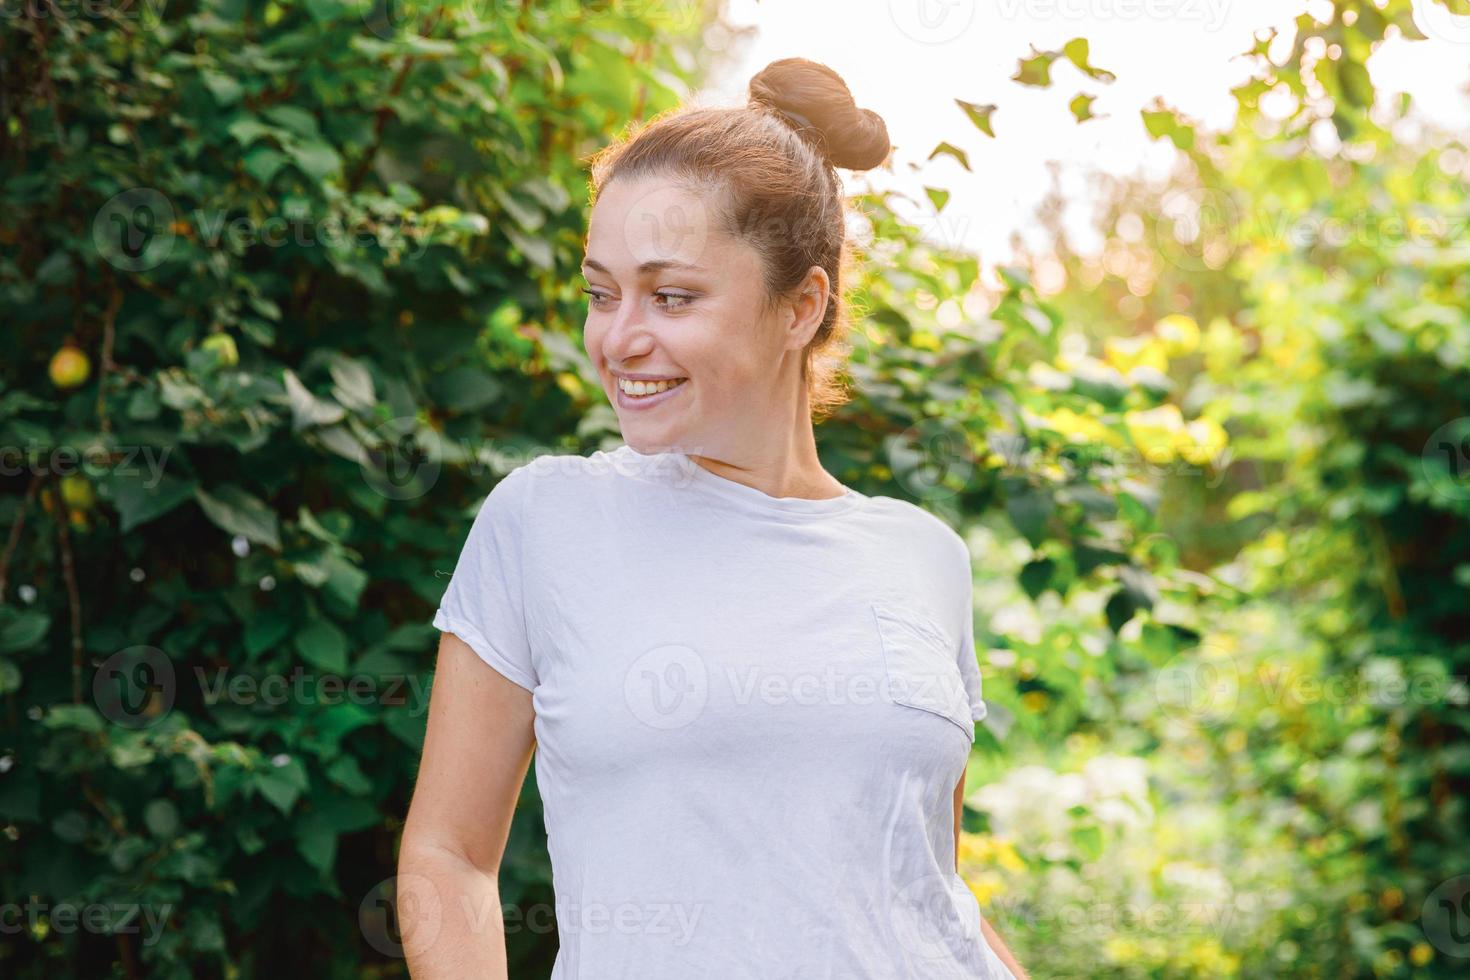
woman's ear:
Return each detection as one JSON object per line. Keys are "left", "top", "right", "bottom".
{"left": 785, "top": 266, "right": 831, "bottom": 351}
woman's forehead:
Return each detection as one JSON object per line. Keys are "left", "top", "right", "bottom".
{"left": 586, "top": 179, "right": 746, "bottom": 276}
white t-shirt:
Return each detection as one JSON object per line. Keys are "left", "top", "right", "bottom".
{"left": 432, "top": 444, "right": 1016, "bottom": 980}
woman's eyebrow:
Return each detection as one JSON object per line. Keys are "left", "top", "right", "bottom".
{"left": 582, "top": 257, "right": 706, "bottom": 276}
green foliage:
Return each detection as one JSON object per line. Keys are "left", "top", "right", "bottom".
{"left": 1, "top": 1, "right": 715, "bottom": 976}
{"left": 996, "top": 2, "right": 1470, "bottom": 975}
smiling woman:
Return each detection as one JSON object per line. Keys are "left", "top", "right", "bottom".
{"left": 400, "top": 57, "right": 1025, "bottom": 980}
{"left": 579, "top": 57, "right": 890, "bottom": 442}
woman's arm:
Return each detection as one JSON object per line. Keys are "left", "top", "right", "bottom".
{"left": 955, "top": 776, "right": 1029, "bottom": 979}
{"left": 398, "top": 632, "right": 537, "bottom": 979}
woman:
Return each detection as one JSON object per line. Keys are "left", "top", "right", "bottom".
{"left": 398, "top": 58, "right": 1027, "bottom": 980}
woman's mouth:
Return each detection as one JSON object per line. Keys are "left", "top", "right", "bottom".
{"left": 615, "top": 376, "right": 688, "bottom": 410}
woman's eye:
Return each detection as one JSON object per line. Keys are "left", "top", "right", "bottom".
{"left": 654, "top": 292, "right": 693, "bottom": 310}
{"left": 581, "top": 288, "right": 693, "bottom": 311}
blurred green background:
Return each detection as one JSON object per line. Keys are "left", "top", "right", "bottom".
{"left": 2, "top": 1, "right": 1467, "bottom": 977}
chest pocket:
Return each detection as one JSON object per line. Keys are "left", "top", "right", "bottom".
{"left": 871, "top": 602, "right": 974, "bottom": 740}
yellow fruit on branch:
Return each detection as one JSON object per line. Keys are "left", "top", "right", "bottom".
{"left": 59, "top": 474, "right": 96, "bottom": 511}
{"left": 49, "top": 345, "right": 91, "bottom": 389}
{"left": 201, "top": 333, "right": 239, "bottom": 366}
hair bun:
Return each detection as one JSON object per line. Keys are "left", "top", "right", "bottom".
{"left": 748, "top": 58, "right": 891, "bottom": 171}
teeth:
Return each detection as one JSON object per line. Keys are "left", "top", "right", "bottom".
{"left": 619, "top": 377, "right": 686, "bottom": 397}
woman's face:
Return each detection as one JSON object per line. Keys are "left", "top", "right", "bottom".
{"left": 581, "top": 174, "right": 821, "bottom": 459}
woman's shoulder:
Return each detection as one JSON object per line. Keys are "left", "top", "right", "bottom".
{"left": 492, "top": 445, "right": 660, "bottom": 516}
{"left": 861, "top": 493, "right": 970, "bottom": 564}
{"left": 510, "top": 444, "right": 658, "bottom": 487}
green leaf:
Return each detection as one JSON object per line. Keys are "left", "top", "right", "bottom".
{"left": 254, "top": 761, "right": 308, "bottom": 816}
{"left": 313, "top": 794, "right": 380, "bottom": 832}
{"left": 1013, "top": 47, "right": 1058, "bottom": 87}
{"left": 490, "top": 186, "right": 545, "bottom": 232}
{"left": 1118, "top": 564, "right": 1159, "bottom": 611}
{"left": 384, "top": 704, "right": 427, "bottom": 751}
{"left": 285, "top": 137, "right": 343, "bottom": 182}
{"left": 283, "top": 369, "right": 347, "bottom": 430}
{"left": 106, "top": 473, "right": 198, "bottom": 533}
{"left": 927, "top": 141, "right": 971, "bottom": 171}
{"left": 295, "top": 820, "right": 337, "bottom": 874}
{"left": 504, "top": 225, "right": 553, "bottom": 271}
{"left": 1062, "top": 38, "right": 1116, "bottom": 82}
{"left": 328, "top": 356, "right": 376, "bottom": 412}
{"left": 325, "top": 755, "right": 373, "bottom": 795}
{"left": 196, "top": 484, "right": 281, "bottom": 550}
{"left": 1005, "top": 485, "right": 1054, "bottom": 548}
{"left": 1071, "top": 822, "right": 1104, "bottom": 860}
{"left": 126, "top": 387, "right": 161, "bottom": 420}
{"left": 519, "top": 176, "right": 570, "bottom": 211}
{"left": 321, "top": 553, "right": 369, "bottom": 610}
{"left": 303, "top": 0, "right": 349, "bottom": 21}
{"left": 1105, "top": 587, "right": 1141, "bottom": 633}
{"left": 296, "top": 619, "right": 349, "bottom": 673}
{"left": 1075, "top": 545, "right": 1127, "bottom": 576}
{"left": 307, "top": 704, "right": 376, "bottom": 754}
{"left": 1142, "top": 109, "right": 1173, "bottom": 139}
{"left": 1069, "top": 93, "right": 1099, "bottom": 123}
{"left": 53, "top": 811, "right": 89, "bottom": 843}
{"left": 955, "top": 99, "right": 997, "bottom": 137}
{"left": 924, "top": 187, "right": 950, "bottom": 213}
{"left": 1019, "top": 558, "right": 1055, "bottom": 600}
{"left": 0, "top": 610, "right": 50, "bottom": 653}
{"left": 144, "top": 799, "right": 180, "bottom": 837}
{"left": 261, "top": 105, "right": 320, "bottom": 138}
{"left": 0, "top": 658, "right": 20, "bottom": 695}
{"left": 36, "top": 250, "right": 73, "bottom": 286}
{"left": 247, "top": 293, "right": 283, "bottom": 322}
{"left": 431, "top": 365, "right": 503, "bottom": 413}
{"left": 244, "top": 613, "right": 291, "bottom": 658}
{"left": 226, "top": 115, "right": 272, "bottom": 146}
{"left": 201, "top": 71, "right": 243, "bottom": 105}
{"left": 243, "top": 146, "right": 288, "bottom": 184}
{"left": 1140, "top": 106, "right": 1194, "bottom": 150}
{"left": 43, "top": 705, "right": 104, "bottom": 733}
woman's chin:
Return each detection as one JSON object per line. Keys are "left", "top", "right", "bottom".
{"left": 625, "top": 434, "right": 686, "bottom": 455}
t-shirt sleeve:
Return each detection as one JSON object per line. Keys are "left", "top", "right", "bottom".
{"left": 431, "top": 468, "right": 538, "bottom": 692}
{"left": 952, "top": 534, "right": 988, "bottom": 725}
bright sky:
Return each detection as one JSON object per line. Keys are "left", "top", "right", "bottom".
{"left": 696, "top": 0, "right": 1470, "bottom": 263}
